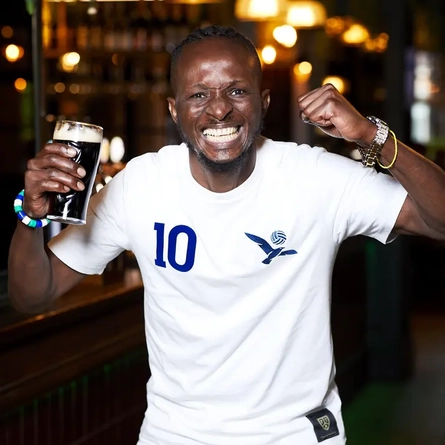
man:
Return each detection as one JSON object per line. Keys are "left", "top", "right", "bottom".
{"left": 8, "top": 25, "right": 445, "bottom": 445}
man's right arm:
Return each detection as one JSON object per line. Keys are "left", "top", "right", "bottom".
{"left": 8, "top": 222, "right": 86, "bottom": 313}
{"left": 7, "top": 141, "right": 88, "bottom": 314}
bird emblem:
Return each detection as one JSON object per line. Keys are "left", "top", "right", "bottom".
{"left": 245, "top": 231, "right": 297, "bottom": 264}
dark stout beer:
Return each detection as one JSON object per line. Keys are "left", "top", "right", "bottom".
{"left": 48, "top": 121, "right": 103, "bottom": 225}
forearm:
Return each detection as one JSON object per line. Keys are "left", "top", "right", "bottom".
{"left": 7, "top": 222, "right": 55, "bottom": 313}
{"left": 380, "top": 137, "right": 445, "bottom": 237}
{"left": 297, "top": 84, "right": 445, "bottom": 237}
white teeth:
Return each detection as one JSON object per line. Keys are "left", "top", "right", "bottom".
{"left": 203, "top": 127, "right": 239, "bottom": 142}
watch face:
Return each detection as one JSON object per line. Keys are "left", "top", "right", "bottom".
{"left": 368, "top": 115, "right": 388, "bottom": 127}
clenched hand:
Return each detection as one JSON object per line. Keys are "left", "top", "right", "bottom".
{"left": 298, "top": 83, "right": 376, "bottom": 145}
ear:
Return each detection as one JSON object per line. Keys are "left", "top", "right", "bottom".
{"left": 261, "top": 89, "right": 270, "bottom": 117}
{"left": 167, "top": 97, "right": 178, "bottom": 124}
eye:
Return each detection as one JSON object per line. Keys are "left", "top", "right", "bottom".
{"left": 230, "top": 89, "right": 245, "bottom": 96}
{"left": 190, "top": 92, "right": 206, "bottom": 99}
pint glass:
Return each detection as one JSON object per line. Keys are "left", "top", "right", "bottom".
{"left": 47, "top": 120, "right": 103, "bottom": 225}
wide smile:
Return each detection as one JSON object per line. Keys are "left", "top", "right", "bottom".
{"left": 202, "top": 126, "right": 241, "bottom": 144}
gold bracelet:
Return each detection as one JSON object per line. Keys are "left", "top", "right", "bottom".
{"left": 377, "top": 129, "right": 398, "bottom": 169}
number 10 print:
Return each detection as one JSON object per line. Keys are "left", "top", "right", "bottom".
{"left": 154, "top": 223, "right": 197, "bottom": 272}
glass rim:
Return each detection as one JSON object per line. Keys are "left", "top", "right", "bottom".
{"left": 55, "top": 120, "right": 103, "bottom": 132}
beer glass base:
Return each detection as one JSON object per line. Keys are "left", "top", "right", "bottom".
{"left": 47, "top": 215, "right": 86, "bottom": 225}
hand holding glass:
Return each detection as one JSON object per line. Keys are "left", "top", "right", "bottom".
{"left": 47, "top": 120, "right": 103, "bottom": 225}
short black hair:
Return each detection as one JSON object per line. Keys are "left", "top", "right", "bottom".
{"left": 170, "top": 25, "right": 262, "bottom": 88}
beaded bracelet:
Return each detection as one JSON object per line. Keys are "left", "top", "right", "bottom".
{"left": 14, "top": 189, "right": 51, "bottom": 228}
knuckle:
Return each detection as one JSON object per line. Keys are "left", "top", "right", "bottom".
{"left": 46, "top": 154, "right": 59, "bottom": 165}
{"left": 24, "top": 170, "right": 39, "bottom": 187}
{"left": 37, "top": 146, "right": 51, "bottom": 158}
{"left": 47, "top": 168, "right": 59, "bottom": 179}
{"left": 325, "top": 83, "right": 337, "bottom": 94}
{"left": 27, "top": 158, "right": 37, "bottom": 170}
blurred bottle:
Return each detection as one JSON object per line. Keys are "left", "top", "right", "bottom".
{"left": 164, "top": 3, "right": 178, "bottom": 53}
{"left": 130, "top": 0, "right": 153, "bottom": 51}
{"left": 151, "top": 1, "right": 166, "bottom": 53}
{"left": 76, "top": 9, "right": 89, "bottom": 51}
{"left": 49, "top": 3, "right": 59, "bottom": 51}
{"left": 89, "top": 9, "right": 103, "bottom": 51}
{"left": 172, "top": 4, "right": 189, "bottom": 46}
{"left": 114, "top": 3, "right": 132, "bottom": 51}
{"left": 42, "top": 1, "right": 52, "bottom": 50}
{"left": 104, "top": 3, "right": 117, "bottom": 52}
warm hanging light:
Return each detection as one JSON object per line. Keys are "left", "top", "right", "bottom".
{"left": 46, "top": 0, "right": 223, "bottom": 2}
{"left": 285, "top": 1, "right": 327, "bottom": 28}
{"left": 273, "top": 25, "right": 298, "bottom": 48}
{"left": 165, "top": 0, "right": 223, "bottom": 3}
{"left": 60, "top": 52, "right": 80, "bottom": 72}
{"left": 293, "top": 61, "right": 312, "bottom": 82}
{"left": 260, "top": 45, "right": 277, "bottom": 64}
{"left": 235, "top": 0, "right": 284, "bottom": 21}
{"left": 325, "top": 16, "right": 349, "bottom": 36}
{"left": 14, "top": 78, "right": 27, "bottom": 93}
{"left": 322, "top": 76, "right": 350, "bottom": 94}
{"left": 341, "top": 23, "right": 370, "bottom": 46}
{"left": 4, "top": 44, "right": 24, "bottom": 63}
{"left": 1, "top": 26, "right": 13, "bottom": 39}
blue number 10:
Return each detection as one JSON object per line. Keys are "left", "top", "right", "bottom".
{"left": 154, "top": 223, "right": 197, "bottom": 272}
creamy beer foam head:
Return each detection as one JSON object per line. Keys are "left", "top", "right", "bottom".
{"left": 53, "top": 121, "right": 103, "bottom": 143}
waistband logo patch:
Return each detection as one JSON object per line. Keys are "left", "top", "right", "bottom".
{"left": 306, "top": 408, "right": 340, "bottom": 443}
{"left": 317, "top": 415, "right": 331, "bottom": 431}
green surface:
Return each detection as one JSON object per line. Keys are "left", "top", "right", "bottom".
{"left": 343, "top": 383, "right": 405, "bottom": 445}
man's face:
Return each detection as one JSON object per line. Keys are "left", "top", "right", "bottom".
{"left": 167, "top": 38, "right": 270, "bottom": 172}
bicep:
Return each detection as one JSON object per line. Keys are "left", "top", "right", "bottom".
{"left": 393, "top": 195, "right": 441, "bottom": 238}
{"left": 47, "top": 247, "right": 87, "bottom": 299}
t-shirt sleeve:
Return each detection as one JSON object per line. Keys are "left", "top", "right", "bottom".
{"left": 48, "top": 168, "right": 131, "bottom": 275}
{"left": 314, "top": 149, "right": 408, "bottom": 244}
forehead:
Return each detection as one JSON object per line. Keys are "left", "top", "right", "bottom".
{"left": 174, "top": 38, "right": 260, "bottom": 88}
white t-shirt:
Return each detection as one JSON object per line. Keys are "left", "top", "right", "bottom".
{"left": 49, "top": 137, "right": 407, "bottom": 445}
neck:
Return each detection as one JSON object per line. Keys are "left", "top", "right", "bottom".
{"left": 188, "top": 146, "right": 257, "bottom": 193}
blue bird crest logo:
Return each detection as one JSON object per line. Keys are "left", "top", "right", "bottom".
{"left": 245, "top": 230, "right": 297, "bottom": 264}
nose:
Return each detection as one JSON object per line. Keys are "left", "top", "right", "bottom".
{"left": 205, "top": 95, "right": 233, "bottom": 121}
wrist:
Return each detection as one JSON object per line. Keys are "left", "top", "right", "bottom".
{"left": 23, "top": 207, "right": 47, "bottom": 220}
{"left": 356, "top": 116, "right": 390, "bottom": 168}
{"left": 355, "top": 119, "right": 380, "bottom": 148}
{"left": 14, "top": 190, "right": 51, "bottom": 229}
{"left": 21, "top": 193, "right": 49, "bottom": 220}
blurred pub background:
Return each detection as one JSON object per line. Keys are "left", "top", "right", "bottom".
{"left": 0, "top": 0, "right": 445, "bottom": 444}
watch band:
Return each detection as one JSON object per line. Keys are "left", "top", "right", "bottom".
{"left": 357, "top": 116, "right": 390, "bottom": 168}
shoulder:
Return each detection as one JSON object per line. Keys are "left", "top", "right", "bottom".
{"left": 258, "top": 137, "right": 391, "bottom": 195}
{"left": 98, "top": 143, "right": 184, "bottom": 189}
{"left": 269, "top": 137, "right": 370, "bottom": 174}
{"left": 259, "top": 137, "right": 332, "bottom": 172}
{"left": 260, "top": 137, "right": 326, "bottom": 158}
{"left": 125, "top": 143, "right": 186, "bottom": 171}
{"left": 92, "top": 144, "right": 187, "bottom": 212}
{"left": 117, "top": 143, "right": 187, "bottom": 185}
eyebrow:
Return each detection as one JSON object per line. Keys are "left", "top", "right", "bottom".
{"left": 190, "top": 80, "right": 245, "bottom": 90}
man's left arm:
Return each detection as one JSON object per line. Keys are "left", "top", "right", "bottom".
{"left": 370, "top": 137, "right": 445, "bottom": 240}
{"left": 298, "top": 83, "right": 445, "bottom": 241}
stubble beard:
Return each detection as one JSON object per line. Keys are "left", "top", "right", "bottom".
{"left": 176, "top": 118, "right": 264, "bottom": 174}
